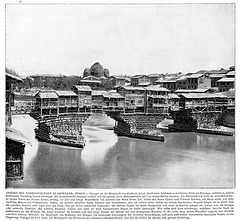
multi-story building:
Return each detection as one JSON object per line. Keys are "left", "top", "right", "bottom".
{"left": 117, "top": 86, "right": 146, "bottom": 112}
{"left": 6, "top": 72, "right": 27, "bottom": 181}
{"left": 72, "top": 85, "right": 92, "bottom": 112}
{"left": 55, "top": 91, "right": 78, "bottom": 114}
{"left": 145, "top": 85, "right": 169, "bottom": 113}
{"left": 154, "top": 79, "right": 177, "bottom": 92}
{"left": 148, "top": 73, "right": 163, "bottom": 84}
{"left": 208, "top": 69, "right": 229, "bottom": 87}
{"left": 130, "top": 75, "right": 151, "bottom": 87}
{"left": 79, "top": 76, "right": 102, "bottom": 90}
{"left": 35, "top": 90, "right": 59, "bottom": 116}
{"left": 110, "top": 76, "right": 129, "bottom": 87}
{"left": 184, "top": 71, "right": 211, "bottom": 90}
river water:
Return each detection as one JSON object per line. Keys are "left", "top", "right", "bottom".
{"left": 7, "top": 113, "right": 235, "bottom": 189}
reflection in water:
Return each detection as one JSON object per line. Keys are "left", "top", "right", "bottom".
{"left": 7, "top": 113, "right": 235, "bottom": 189}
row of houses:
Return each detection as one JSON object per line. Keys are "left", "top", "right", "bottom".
{"left": 128, "top": 67, "right": 235, "bottom": 93}
{"left": 33, "top": 83, "right": 234, "bottom": 117}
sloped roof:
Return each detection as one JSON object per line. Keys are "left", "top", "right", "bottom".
{"left": 180, "top": 93, "right": 227, "bottom": 99}
{"left": 155, "top": 79, "right": 177, "bottom": 83}
{"left": 55, "top": 91, "right": 77, "bottom": 97}
{"left": 80, "top": 79, "right": 101, "bottom": 84}
{"left": 175, "top": 88, "right": 211, "bottom": 93}
{"left": 119, "top": 86, "right": 146, "bottom": 91}
{"left": 145, "top": 85, "right": 170, "bottom": 92}
{"left": 168, "top": 93, "right": 180, "bottom": 99}
{"left": 208, "top": 69, "right": 229, "bottom": 74}
{"left": 225, "top": 71, "right": 235, "bottom": 77}
{"left": 131, "top": 74, "right": 148, "bottom": 79}
{"left": 6, "top": 72, "right": 23, "bottom": 83}
{"left": 92, "top": 90, "right": 109, "bottom": 97}
{"left": 220, "top": 89, "right": 235, "bottom": 98}
{"left": 210, "top": 73, "right": 226, "bottom": 78}
{"left": 6, "top": 127, "right": 30, "bottom": 144}
{"left": 73, "top": 85, "right": 92, "bottom": 91}
{"left": 176, "top": 75, "right": 188, "bottom": 81}
{"left": 108, "top": 92, "right": 124, "bottom": 99}
{"left": 217, "top": 78, "right": 235, "bottom": 82}
{"left": 148, "top": 73, "right": 162, "bottom": 78}
{"left": 35, "top": 91, "right": 58, "bottom": 98}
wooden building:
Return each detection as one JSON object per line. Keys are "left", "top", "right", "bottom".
{"left": 79, "top": 76, "right": 102, "bottom": 90}
{"left": 55, "top": 90, "right": 78, "bottom": 114}
{"left": 185, "top": 71, "right": 211, "bottom": 90}
{"left": 168, "top": 93, "right": 180, "bottom": 111}
{"left": 35, "top": 91, "right": 59, "bottom": 116}
{"left": 72, "top": 85, "right": 92, "bottom": 112}
{"left": 148, "top": 73, "right": 163, "bottom": 84}
{"left": 178, "top": 93, "right": 228, "bottom": 113}
{"left": 6, "top": 72, "right": 28, "bottom": 181}
{"left": 110, "top": 76, "right": 129, "bottom": 87}
{"left": 117, "top": 86, "right": 146, "bottom": 112}
{"left": 105, "top": 92, "right": 125, "bottom": 109}
{"left": 217, "top": 78, "right": 235, "bottom": 92}
{"left": 154, "top": 79, "right": 177, "bottom": 92}
{"left": 145, "top": 85, "right": 169, "bottom": 113}
{"left": 130, "top": 75, "right": 151, "bottom": 87}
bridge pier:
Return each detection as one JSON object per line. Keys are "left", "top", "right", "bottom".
{"left": 106, "top": 111, "right": 167, "bottom": 135}
{"left": 34, "top": 113, "right": 91, "bottom": 147}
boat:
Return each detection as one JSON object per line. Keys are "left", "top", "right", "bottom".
{"left": 114, "top": 126, "right": 164, "bottom": 142}
{"left": 197, "top": 128, "right": 234, "bottom": 136}
{"left": 34, "top": 128, "right": 85, "bottom": 148}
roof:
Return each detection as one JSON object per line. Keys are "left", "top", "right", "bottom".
{"left": 176, "top": 75, "right": 188, "bottom": 81}
{"left": 148, "top": 73, "right": 162, "bottom": 78}
{"left": 220, "top": 89, "right": 235, "bottom": 98}
{"left": 131, "top": 74, "right": 148, "bottom": 79}
{"left": 217, "top": 78, "right": 235, "bottom": 82}
{"left": 145, "top": 85, "right": 170, "bottom": 92}
{"left": 111, "top": 76, "right": 127, "bottom": 80}
{"left": 92, "top": 90, "right": 109, "bottom": 97}
{"left": 208, "top": 69, "right": 229, "bottom": 74}
{"left": 35, "top": 91, "right": 58, "bottom": 99}
{"left": 80, "top": 79, "right": 101, "bottom": 84}
{"left": 209, "top": 73, "right": 227, "bottom": 78}
{"left": 6, "top": 127, "right": 30, "bottom": 144}
{"left": 6, "top": 72, "right": 23, "bottom": 83}
{"left": 168, "top": 93, "right": 180, "bottom": 99}
{"left": 180, "top": 93, "right": 227, "bottom": 99}
{"left": 31, "top": 73, "right": 63, "bottom": 78}
{"left": 55, "top": 91, "right": 77, "bottom": 97}
{"left": 108, "top": 92, "right": 124, "bottom": 99}
{"left": 155, "top": 79, "right": 177, "bottom": 83}
{"left": 82, "top": 76, "right": 100, "bottom": 81}
{"left": 175, "top": 88, "right": 211, "bottom": 93}
{"left": 73, "top": 85, "right": 92, "bottom": 91}
{"left": 225, "top": 71, "right": 235, "bottom": 77}
{"left": 139, "top": 82, "right": 151, "bottom": 86}
{"left": 119, "top": 86, "right": 146, "bottom": 91}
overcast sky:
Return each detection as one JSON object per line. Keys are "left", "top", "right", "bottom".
{"left": 6, "top": 4, "right": 234, "bottom": 77}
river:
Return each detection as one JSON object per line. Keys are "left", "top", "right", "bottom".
{"left": 6, "top": 113, "right": 235, "bottom": 189}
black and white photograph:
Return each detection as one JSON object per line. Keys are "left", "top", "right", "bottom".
{"left": 5, "top": 3, "right": 235, "bottom": 191}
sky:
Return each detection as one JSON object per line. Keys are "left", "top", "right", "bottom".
{"left": 5, "top": 4, "right": 235, "bottom": 77}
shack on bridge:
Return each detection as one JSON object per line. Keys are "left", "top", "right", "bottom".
{"left": 117, "top": 86, "right": 146, "bottom": 113}
{"left": 145, "top": 85, "right": 169, "bottom": 113}
{"left": 72, "top": 85, "right": 92, "bottom": 112}
{"left": 35, "top": 90, "right": 59, "bottom": 116}
{"left": 178, "top": 93, "right": 228, "bottom": 113}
